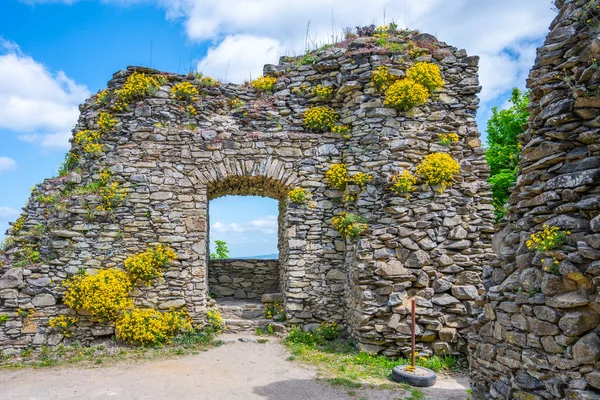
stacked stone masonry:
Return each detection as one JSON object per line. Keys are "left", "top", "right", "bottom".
{"left": 0, "top": 29, "right": 494, "bottom": 358}
{"left": 470, "top": 1, "right": 600, "bottom": 399}
{"left": 208, "top": 259, "right": 279, "bottom": 299}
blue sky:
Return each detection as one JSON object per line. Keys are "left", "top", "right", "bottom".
{"left": 0, "top": 0, "right": 555, "bottom": 256}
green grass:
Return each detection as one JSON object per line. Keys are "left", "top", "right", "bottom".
{"left": 284, "top": 326, "right": 459, "bottom": 398}
{"left": 1, "top": 329, "right": 222, "bottom": 370}
{"left": 328, "top": 377, "right": 362, "bottom": 388}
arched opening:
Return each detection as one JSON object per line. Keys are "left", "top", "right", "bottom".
{"left": 207, "top": 195, "right": 280, "bottom": 298}
{"left": 205, "top": 176, "right": 290, "bottom": 330}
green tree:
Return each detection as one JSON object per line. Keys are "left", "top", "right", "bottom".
{"left": 485, "top": 88, "right": 529, "bottom": 221}
{"left": 210, "top": 240, "right": 230, "bottom": 260}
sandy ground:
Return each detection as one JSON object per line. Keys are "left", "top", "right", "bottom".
{"left": 0, "top": 335, "right": 470, "bottom": 400}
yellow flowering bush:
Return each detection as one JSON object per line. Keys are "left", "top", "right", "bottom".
{"left": 206, "top": 309, "right": 224, "bottom": 334}
{"left": 115, "top": 308, "right": 192, "bottom": 346}
{"left": 196, "top": 73, "right": 219, "bottom": 88}
{"left": 438, "top": 133, "right": 459, "bottom": 146}
{"left": 251, "top": 76, "right": 277, "bottom": 92}
{"left": 288, "top": 187, "right": 311, "bottom": 204}
{"left": 114, "top": 72, "right": 163, "bottom": 111}
{"left": 311, "top": 85, "right": 334, "bottom": 100}
{"left": 384, "top": 79, "right": 429, "bottom": 110}
{"left": 58, "top": 152, "right": 81, "bottom": 176}
{"left": 350, "top": 172, "right": 372, "bottom": 187}
{"left": 98, "top": 112, "right": 117, "bottom": 132}
{"left": 406, "top": 62, "right": 444, "bottom": 92}
{"left": 231, "top": 98, "right": 245, "bottom": 108}
{"left": 391, "top": 170, "right": 417, "bottom": 196}
{"left": 74, "top": 129, "right": 104, "bottom": 155}
{"left": 526, "top": 225, "right": 571, "bottom": 252}
{"left": 63, "top": 269, "right": 133, "bottom": 322}
{"left": 331, "top": 125, "right": 351, "bottom": 139}
{"left": 98, "top": 168, "right": 112, "bottom": 185}
{"left": 124, "top": 244, "right": 177, "bottom": 284}
{"left": 97, "top": 181, "right": 128, "bottom": 211}
{"left": 332, "top": 212, "right": 368, "bottom": 239}
{"left": 372, "top": 66, "right": 393, "bottom": 92}
{"left": 48, "top": 316, "right": 78, "bottom": 338}
{"left": 96, "top": 89, "right": 110, "bottom": 106}
{"left": 325, "top": 163, "right": 348, "bottom": 190}
{"left": 303, "top": 106, "right": 339, "bottom": 132}
{"left": 170, "top": 82, "right": 199, "bottom": 101}
{"left": 416, "top": 152, "right": 460, "bottom": 193}
{"left": 12, "top": 215, "right": 25, "bottom": 233}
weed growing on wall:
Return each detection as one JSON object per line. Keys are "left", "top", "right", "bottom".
{"left": 58, "top": 152, "right": 81, "bottom": 176}
{"left": 303, "top": 106, "right": 339, "bottom": 132}
{"left": 438, "top": 133, "right": 459, "bottom": 146}
{"left": 325, "top": 164, "right": 348, "bottom": 190}
{"left": 391, "top": 170, "right": 417, "bottom": 197}
{"left": 288, "top": 187, "right": 314, "bottom": 208}
{"left": 331, "top": 125, "right": 351, "bottom": 139}
{"left": 113, "top": 72, "right": 164, "bottom": 111}
{"left": 124, "top": 244, "right": 176, "bottom": 284}
{"left": 196, "top": 73, "right": 220, "bottom": 88}
{"left": 170, "top": 82, "right": 199, "bottom": 101}
{"left": 526, "top": 225, "right": 570, "bottom": 252}
{"left": 332, "top": 212, "right": 368, "bottom": 239}
{"left": 371, "top": 66, "right": 394, "bottom": 92}
{"left": 96, "top": 90, "right": 110, "bottom": 106}
{"left": 384, "top": 79, "right": 429, "bottom": 110}
{"left": 48, "top": 316, "right": 78, "bottom": 338}
{"left": 98, "top": 112, "right": 117, "bottom": 132}
{"left": 311, "top": 85, "right": 334, "bottom": 100}
{"left": 251, "top": 76, "right": 277, "bottom": 93}
{"left": 416, "top": 152, "right": 460, "bottom": 193}
{"left": 63, "top": 269, "right": 133, "bottom": 322}
{"left": 406, "top": 62, "right": 445, "bottom": 92}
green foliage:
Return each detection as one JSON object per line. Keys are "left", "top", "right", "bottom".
{"left": 58, "top": 152, "right": 81, "bottom": 176}
{"left": 210, "top": 240, "right": 229, "bottom": 260}
{"left": 485, "top": 88, "right": 529, "bottom": 220}
{"left": 0, "top": 314, "right": 8, "bottom": 324}
{"left": 488, "top": 170, "right": 517, "bottom": 219}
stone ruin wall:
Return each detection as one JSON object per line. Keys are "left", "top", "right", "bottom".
{"left": 208, "top": 259, "right": 279, "bottom": 299}
{"left": 470, "top": 0, "right": 600, "bottom": 399}
{"left": 0, "top": 30, "right": 494, "bottom": 358}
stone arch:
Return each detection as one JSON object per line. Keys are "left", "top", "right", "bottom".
{"left": 200, "top": 168, "right": 296, "bottom": 310}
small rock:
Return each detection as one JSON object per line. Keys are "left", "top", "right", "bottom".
{"left": 573, "top": 333, "right": 600, "bottom": 364}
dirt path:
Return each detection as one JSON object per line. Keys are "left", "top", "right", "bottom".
{"left": 0, "top": 335, "right": 469, "bottom": 400}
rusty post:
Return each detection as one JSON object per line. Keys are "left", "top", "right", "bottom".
{"left": 411, "top": 299, "right": 416, "bottom": 369}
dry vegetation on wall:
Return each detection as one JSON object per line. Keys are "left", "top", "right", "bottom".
{"left": 0, "top": 23, "right": 492, "bottom": 362}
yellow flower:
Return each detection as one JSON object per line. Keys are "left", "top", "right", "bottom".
{"left": 384, "top": 78, "right": 429, "bottom": 110}
{"left": 170, "top": 82, "right": 199, "bottom": 101}
{"left": 406, "top": 62, "right": 444, "bottom": 92}
{"left": 124, "top": 244, "right": 177, "bottom": 284}
{"left": 391, "top": 170, "right": 417, "bottom": 195}
{"left": 250, "top": 76, "right": 277, "bottom": 92}
{"left": 416, "top": 152, "right": 460, "bottom": 192}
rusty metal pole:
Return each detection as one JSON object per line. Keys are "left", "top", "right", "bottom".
{"left": 411, "top": 299, "right": 416, "bottom": 370}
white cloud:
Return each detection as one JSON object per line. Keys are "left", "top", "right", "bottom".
{"left": 170, "top": 0, "right": 554, "bottom": 107}
{"left": 199, "top": 35, "right": 283, "bottom": 83}
{"left": 18, "top": 0, "right": 556, "bottom": 116}
{"left": 0, "top": 157, "right": 17, "bottom": 173}
{"left": 0, "top": 206, "right": 20, "bottom": 221}
{"left": 211, "top": 215, "right": 278, "bottom": 235}
{"left": 0, "top": 38, "right": 90, "bottom": 149}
